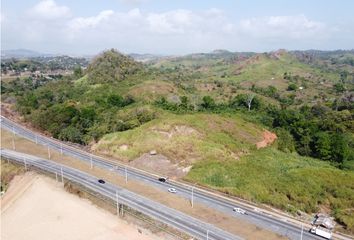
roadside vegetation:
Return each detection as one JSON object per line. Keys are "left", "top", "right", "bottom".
{"left": 0, "top": 160, "right": 25, "bottom": 192}
{"left": 186, "top": 147, "right": 354, "bottom": 231}
{"left": 1, "top": 48, "right": 353, "bottom": 232}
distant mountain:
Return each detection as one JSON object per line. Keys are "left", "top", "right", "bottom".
{"left": 128, "top": 53, "right": 167, "bottom": 62}
{"left": 1, "top": 49, "right": 55, "bottom": 59}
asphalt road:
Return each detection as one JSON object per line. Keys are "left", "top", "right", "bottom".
{"left": 1, "top": 148, "right": 241, "bottom": 240}
{"left": 0, "top": 116, "right": 326, "bottom": 240}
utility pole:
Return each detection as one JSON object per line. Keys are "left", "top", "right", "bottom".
{"left": 191, "top": 187, "right": 194, "bottom": 208}
{"left": 47, "top": 146, "right": 51, "bottom": 159}
{"left": 12, "top": 127, "right": 16, "bottom": 150}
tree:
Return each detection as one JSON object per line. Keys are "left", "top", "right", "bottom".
{"left": 58, "top": 126, "right": 84, "bottom": 144}
{"left": 333, "top": 83, "right": 345, "bottom": 93}
{"left": 331, "top": 133, "right": 351, "bottom": 165}
{"left": 340, "top": 71, "right": 348, "bottom": 83}
{"left": 246, "top": 94, "right": 255, "bottom": 111}
{"left": 107, "top": 94, "right": 124, "bottom": 107}
{"left": 201, "top": 96, "right": 215, "bottom": 109}
{"left": 314, "top": 132, "right": 332, "bottom": 160}
{"left": 230, "top": 94, "right": 260, "bottom": 111}
{"left": 180, "top": 96, "right": 188, "bottom": 108}
{"left": 73, "top": 65, "right": 83, "bottom": 78}
{"left": 276, "top": 128, "right": 295, "bottom": 153}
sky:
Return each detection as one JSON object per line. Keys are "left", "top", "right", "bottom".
{"left": 1, "top": 0, "right": 354, "bottom": 55}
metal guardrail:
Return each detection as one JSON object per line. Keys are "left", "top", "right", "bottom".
{"left": 1, "top": 148, "right": 242, "bottom": 240}
{"left": 2, "top": 116, "right": 352, "bottom": 240}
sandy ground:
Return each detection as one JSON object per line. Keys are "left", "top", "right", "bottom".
{"left": 0, "top": 173, "right": 161, "bottom": 240}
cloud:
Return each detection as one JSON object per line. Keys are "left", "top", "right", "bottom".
{"left": 239, "top": 15, "right": 326, "bottom": 40}
{"left": 119, "top": 0, "right": 148, "bottom": 6}
{"left": 69, "top": 10, "right": 114, "bottom": 31}
{"left": 4, "top": 2, "right": 348, "bottom": 54}
{"left": 27, "top": 0, "right": 71, "bottom": 20}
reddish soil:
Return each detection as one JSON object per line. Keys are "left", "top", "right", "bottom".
{"left": 256, "top": 130, "right": 277, "bottom": 149}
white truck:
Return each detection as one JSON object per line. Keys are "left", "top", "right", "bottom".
{"left": 310, "top": 227, "right": 332, "bottom": 239}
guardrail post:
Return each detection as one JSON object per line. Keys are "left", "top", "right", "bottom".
{"left": 61, "top": 167, "right": 64, "bottom": 185}
{"left": 23, "top": 157, "right": 27, "bottom": 171}
{"left": 90, "top": 155, "right": 93, "bottom": 169}
{"left": 60, "top": 143, "right": 63, "bottom": 155}
{"left": 35, "top": 135, "right": 38, "bottom": 144}
{"left": 12, "top": 130, "right": 16, "bottom": 150}
{"left": 116, "top": 191, "right": 119, "bottom": 217}
{"left": 55, "top": 172, "right": 58, "bottom": 182}
{"left": 206, "top": 230, "right": 209, "bottom": 240}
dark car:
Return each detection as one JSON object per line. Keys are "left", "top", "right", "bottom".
{"left": 158, "top": 177, "right": 167, "bottom": 182}
{"left": 98, "top": 179, "right": 106, "bottom": 184}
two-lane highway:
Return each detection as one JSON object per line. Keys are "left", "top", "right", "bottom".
{"left": 0, "top": 116, "right": 326, "bottom": 240}
{"left": 1, "top": 148, "right": 241, "bottom": 240}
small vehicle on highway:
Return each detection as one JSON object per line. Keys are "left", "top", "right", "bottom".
{"left": 158, "top": 177, "right": 167, "bottom": 182}
{"left": 233, "top": 207, "right": 247, "bottom": 215}
{"left": 98, "top": 179, "right": 106, "bottom": 184}
{"left": 168, "top": 188, "right": 177, "bottom": 193}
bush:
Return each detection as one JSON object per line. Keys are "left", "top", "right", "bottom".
{"left": 275, "top": 128, "right": 295, "bottom": 153}
{"left": 287, "top": 83, "right": 298, "bottom": 91}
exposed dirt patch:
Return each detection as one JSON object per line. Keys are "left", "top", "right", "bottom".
{"left": 152, "top": 125, "right": 201, "bottom": 139}
{"left": 256, "top": 130, "right": 277, "bottom": 149}
{"left": 1, "top": 174, "right": 162, "bottom": 240}
{"left": 129, "top": 153, "right": 191, "bottom": 180}
{"left": 128, "top": 81, "right": 177, "bottom": 100}
{"left": 195, "top": 83, "right": 218, "bottom": 92}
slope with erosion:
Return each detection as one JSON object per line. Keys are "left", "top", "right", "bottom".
{"left": 92, "top": 112, "right": 265, "bottom": 167}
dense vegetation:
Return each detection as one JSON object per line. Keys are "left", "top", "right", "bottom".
{"left": 1, "top": 56, "right": 88, "bottom": 75}
{"left": 2, "top": 48, "right": 354, "bottom": 232}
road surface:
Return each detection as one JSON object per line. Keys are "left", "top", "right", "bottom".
{"left": 1, "top": 148, "right": 241, "bottom": 240}
{"left": 1, "top": 116, "right": 333, "bottom": 240}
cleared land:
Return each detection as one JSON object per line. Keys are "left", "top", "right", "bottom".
{"left": 1, "top": 173, "right": 161, "bottom": 240}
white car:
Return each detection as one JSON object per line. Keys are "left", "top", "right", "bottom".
{"left": 168, "top": 188, "right": 177, "bottom": 193}
{"left": 233, "top": 207, "right": 246, "bottom": 215}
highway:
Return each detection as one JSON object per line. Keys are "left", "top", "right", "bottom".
{"left": 0, "top": 116, "right": 326, "bottom": 240}
{"left": 1, "top": 148, "right": 241, "bottom": 240}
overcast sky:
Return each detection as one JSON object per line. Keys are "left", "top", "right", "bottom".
{"left": 1, "top": 0, "right": 354, "bottom": 55}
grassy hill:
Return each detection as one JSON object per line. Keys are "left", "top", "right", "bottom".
{"left": 93, "top": 112, "right": 264, "bottom": 163}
